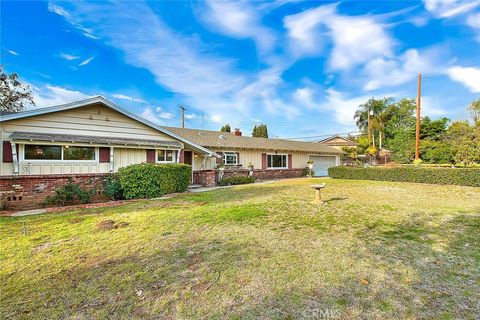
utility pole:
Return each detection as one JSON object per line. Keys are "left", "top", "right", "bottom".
{"left": 179, "top": 106, "right": 186, "bottom": 128}
{"left": 415, "top": 73, "right": 422, "bottom": 161}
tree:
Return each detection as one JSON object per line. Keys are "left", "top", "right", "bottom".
{"left": 0, "top": 66, "right": 34, "bottom": 112}
{"left": 220, "top": 124, "right": 231, "bottom": 132}
{"left": 420, "top": 117, "right": 449, "bottom": 140}
{"left": 252, "top": 124, "right": 268, "bottom": 138}
{"left": 468, "top": 98, "right": 480, "bottom": 124}
{"left": 454, "top": 123, "right": 480, "bottom": 165}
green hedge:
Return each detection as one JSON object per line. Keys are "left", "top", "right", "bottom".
{"left": 219, "top": 176, "right": 256, "bottom": 186}
{"left": 118, "top": 163, "right": 191, "bottom": 199}
{"left": 328, "top": 166, "right": 480, "bottom": 187}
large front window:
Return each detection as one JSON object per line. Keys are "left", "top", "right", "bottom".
{"left": 223, "top": 152, "right": 237, "bottom": 165}
{"left": 24, "top": 145, "right": 95, "bottom": 161}
{"left": 157, "top": 149, "right": 177, "bottom": 163}
{"left": 267, "top": 154, "right": 287, "bottom": 169}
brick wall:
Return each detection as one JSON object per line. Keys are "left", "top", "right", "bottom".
{"left": 0, "top": 174, "right": 110, "bottom": 211}
{"left": 194, "top": 168, "right": 305, "bottom": 187}
{"left": 193, "top": 170, "right": 217, "bottom": 187}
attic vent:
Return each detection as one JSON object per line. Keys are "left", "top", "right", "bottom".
{"left": 219, "top": 135, "right": 226, "bottom": 139}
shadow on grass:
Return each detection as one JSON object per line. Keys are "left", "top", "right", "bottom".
{"left": 360, "top": 211, "right": 480, "bottom": 319}
{"left": 324, "top": 197, "right": 348, "bottom": 203}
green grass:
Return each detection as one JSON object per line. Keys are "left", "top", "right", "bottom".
{"left": 1, "top": 178, "right": 479, "bottom": 319}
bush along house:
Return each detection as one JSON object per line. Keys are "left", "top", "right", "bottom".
{"left": 0, "top": 96, "right": 342, "bottom": 210}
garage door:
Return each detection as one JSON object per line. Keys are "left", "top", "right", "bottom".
{"left": 309, "top": 156, "right": 337, "bottom": 177}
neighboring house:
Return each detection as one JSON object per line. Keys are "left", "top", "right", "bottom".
{"left": 163, "top": 127, "right": 342, "bottom": 180}
{"left": 0, "top": 97, "right": 342, "bottom": 209}
{"left": 318, "top": 135, "right": 358, "bottom": 150}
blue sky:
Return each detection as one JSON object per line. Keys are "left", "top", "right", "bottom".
{"left": 1, "top": 1, "right": 480, "bottom": 139}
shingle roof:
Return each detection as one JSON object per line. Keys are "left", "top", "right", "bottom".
{"left": 162, "top": 127, "right": 343, "bottom": 155}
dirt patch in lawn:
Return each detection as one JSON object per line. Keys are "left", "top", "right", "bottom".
{"left": 96, "top": 220, "right": 129, "bottom": 231}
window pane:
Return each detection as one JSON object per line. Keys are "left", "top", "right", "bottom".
{"left": 157, "top": 150, "right": 165, "bottom": 161}
{"left": 268, "top": 154, "right": 287, "bottom": 168}
{"left": 25, "top": 145, "right": 61, "bottom": 160}
{"left": 223, "top": 152, "right": 237, "bottom": 165}
{"left": 63, "top": 146, "right": 95, "bottom": 160}
{"left": 166, "top": 150, "right": 174, "bottom": 162}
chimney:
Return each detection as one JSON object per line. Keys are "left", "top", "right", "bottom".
{"left": 234, "top": 128, "right": 242, "bottom": 136}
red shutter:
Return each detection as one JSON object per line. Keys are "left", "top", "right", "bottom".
{"left": 216, "top": 152, "right": 224, "bottom": 164}
{"left": 261, "top": 153, "right": 267, "bottom": 170}
{"left": 288, "top": 154, "right": 292, "bottom": 169}
{"left": 99, "top": 147, "right": 110, "bottom": 163}
{"left": 146, "top": 149, "right": 156, "bottom": 163}
{"left": 179, "top": 149, "right": 185, "bottom": 163}
{"left": 236, "top": 152, "right": 240, "bottom": 165}
{"left": 3, "top": 141, "right": 13, "bottom": 163}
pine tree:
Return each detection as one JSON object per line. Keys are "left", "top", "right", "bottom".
{"left": 220, "top": 124, "right": 231, "bottom": 132}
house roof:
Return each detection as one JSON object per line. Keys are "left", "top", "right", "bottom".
{"left": 161, "top": 127, "right": 343, "bottom": 155}
{"left": 318, "top": 135, "right": 358, "bottom": 146}
{"left": 0, "top": 96, "right": 218, "bottom": 157}
{"left": 9, "top": 132, "right": 182, "bottom": 148}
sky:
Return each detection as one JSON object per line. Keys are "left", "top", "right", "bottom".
{"left": 1, "top": 0, "right": 480, "bottom": 140}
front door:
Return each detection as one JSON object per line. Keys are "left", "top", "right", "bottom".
{"left": 184, "top": 151, "right": 193, "bottom": 166}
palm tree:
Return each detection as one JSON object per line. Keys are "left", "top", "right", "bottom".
{"left": 354, "top": 97, "right": 392, "bottom": 147}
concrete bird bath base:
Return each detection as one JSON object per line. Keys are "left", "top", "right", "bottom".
{"left": 310, "top": 184, "right": 326, "bottom": 205}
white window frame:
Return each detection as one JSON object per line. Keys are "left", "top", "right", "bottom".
{"left": 222, "top": 151, "right": 238, "bottom": 165}
{"left": 20, "top": 144, "right": 98, "bottom": 163}
{"left": 267, "top": 153, "right": 288, "bottom": 169}
{"left": 156, "top": 149, "right": 178, "bottom": 163}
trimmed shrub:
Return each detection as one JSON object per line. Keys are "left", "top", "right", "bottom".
{"left": 328, "top": 166, "right": 480, "bottom": 187}
{"left": 118, "top": 163, "right": 191, "bottom": 199}
{"left": 219, "top": 176, "right": 256, "bottom": 186}
{"left": 103, "top": 175, "right": 124, "bottom": 200}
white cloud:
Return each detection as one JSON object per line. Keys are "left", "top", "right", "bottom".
{"left": 316, "top": 89, "right": 372, "bottom": 125}
{"left": 48, "top": 1, "right": 304, "bottom": 125}
{"left": 159, "top": 111, "right": 174, "bottom": 120}
{"left": 48, "top": 3, "right": 99, "bottom": 39}
{"left": 32, "top": 84, "right": 91, "bottom": 107}
{"left": 185, "top": 113, "right": 196, "bottom": 120}
{"left": 423, "top": 0, "right": 479, "bottom": 18}
{"left": 59, "top": 53, "right": 80, "bottom": 61}
{"left": 284, "top": 4, "right": 393, "bottom": 70}
{"left": 422, "top": 96, "right": 449, "bottom": 117}
{"left": 7, "top": 50, "right": 19, "bottom": 56}
{"left": 112, "top": 94, "right": 147, "bottom": 104}
{"left": 201, "top": 0, "right": 276, "bottom": 53}
{"left": 467, "top": 13, "right": 480, "bottom": 42}
{"left": 363, "top": 47, "right": 443, "bottom": 91}
{"left": 78, "top": 56, "right": 94, "bottom": 67}
{"left": 141, "top": 107, "right": 162, "bottom": 124}
{"left": 293, "top": 87, "right": 317, "bottom": 109}
{"left": 446, "top": 66, "right": 480, "bottom": 92}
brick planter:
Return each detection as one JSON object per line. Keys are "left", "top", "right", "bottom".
{"left": 0, "top": 174, "right": 110, "bottom": 210}
{"left": 194, "top": 168, "right": 305, "bottom": 187}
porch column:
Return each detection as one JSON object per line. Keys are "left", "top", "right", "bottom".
{"left": 109, "top": 147, "right": 114, "bottom": 172}
{"left": 11, "top": 142, "right": 18, "bottom": 175}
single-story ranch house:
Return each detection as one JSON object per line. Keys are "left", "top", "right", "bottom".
{"left": 0, "top": 96, "right": 341, "bottom": 209}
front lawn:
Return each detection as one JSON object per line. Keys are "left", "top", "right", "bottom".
{"left": 1, "top": 179, "right": 479, "bottom": 319}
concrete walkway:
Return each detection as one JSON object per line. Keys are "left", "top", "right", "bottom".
{"left": 188, "top": 180, "right": 275, "bottom": 193}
